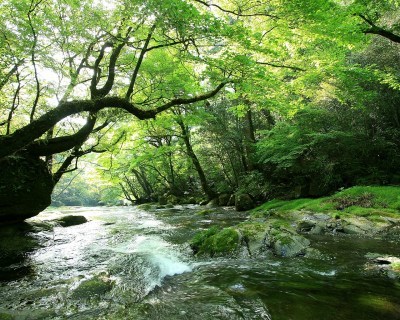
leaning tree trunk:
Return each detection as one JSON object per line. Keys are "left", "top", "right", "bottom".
{"left": 0, "top": 153, "right": 54, "bottom": 224}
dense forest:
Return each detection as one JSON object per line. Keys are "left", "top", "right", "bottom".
{"left": 0, "top": 0, "right": 400, "bottom": 223}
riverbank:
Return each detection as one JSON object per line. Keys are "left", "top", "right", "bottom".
{"left": 190, "top": 186, "right": 400, "bottom": 278}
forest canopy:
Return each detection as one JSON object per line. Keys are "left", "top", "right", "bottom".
{"left": 0, "top": 0, "right": 399, "bottom": 221}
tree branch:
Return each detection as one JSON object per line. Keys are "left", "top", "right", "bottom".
{"left": 359, "top": 14, "right": 400, "bottom": 44}
{"left": 256, "top": 61, "right": 306, "bottom": 71}
{"left": 0, "top": 60, "right": 23, "bottom": 92}
{"left": 192, "top": 0, "right": 278, "bottom": 19}
{"left": 0, "top": 81, "right": 228, "bottom": 159}
{"left": 27, "top": 113, "right": 97, "bottom": 156}
{"left": 125, "top": 24, "right": 156, "bottom": 100}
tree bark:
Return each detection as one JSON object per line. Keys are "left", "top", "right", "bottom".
{"left": 176, "top": 117, "right": 217, "bottom": 200}
{"left": 0, "top": 153, "right": 54, "bottom": 224}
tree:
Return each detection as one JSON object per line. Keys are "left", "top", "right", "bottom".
{"left": 0, "top": 0, "right": 229, "bottom": 223}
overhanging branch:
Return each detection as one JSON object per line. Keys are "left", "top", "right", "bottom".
{"left": 359, "top": 14, "right": 400, "bottom": 44}
{"left": 0, "top": 81, "right": 229, "bottom": 159}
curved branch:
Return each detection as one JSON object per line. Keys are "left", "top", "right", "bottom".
{"left": 91, "top": 28, "right": 132, "bottom": 99}
{"left": 27, "top": 114, "right": 97, "bottom": 156}
{"left": 193, "top": 0, "right": 279, "bottom": 19}
{"left": 0, "top": 81, "right": 228, "bottom": 159}
{"left": 359, "top": 14, "right": 400, "bottom": 44}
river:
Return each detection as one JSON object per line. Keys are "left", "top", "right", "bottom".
{"left": 0, "top": 206, "right": 399, "bottom": 319}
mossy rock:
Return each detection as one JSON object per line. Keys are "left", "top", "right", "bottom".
{"left": 137, "top": 203, "right": 154, "bottom": 210}
{"left": 191, "top": 226, "right": 241, "bottom": 256}
{"left": 0, "top": 313, "right": 14, "bottom": 320}
{"left": 235, "top": 194, "right": 254, "bottom": 211}
{"left": 55, "top": 215, "right": 87, "bottom": 227}
{"left": 71, "top": 273, "right": 114, "bottom": 299}
{"left": 264, "top": 224, "right": 311, "bottom": 258}
{"left": 196, "top": 209, "right": 215, "bottom": 216}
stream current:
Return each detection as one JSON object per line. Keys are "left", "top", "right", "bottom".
{"left": 0, "top": 205, "right": 399, "bottom": 319}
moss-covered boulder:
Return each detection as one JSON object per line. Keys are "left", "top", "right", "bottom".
{"left": 190, "top": 226, "right": 242, "bottom": 256}
{"left": 235, "top": 194, "right": 254, "bottom": 211}
{"left": 71, "top": 273, "right": 114, "bottom": 299}
{"left": 158, "top": 196, "right": 168, "bottom": 205}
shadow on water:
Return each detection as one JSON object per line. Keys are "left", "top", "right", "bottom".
{"left": 0, "top": 222, "right": 42, "bottom": 282}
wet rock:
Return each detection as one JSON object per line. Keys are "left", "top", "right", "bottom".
{"left": 199, "top": 199, "right": 208, "bottom": 206}
{"left": 235, "top": 194, "right": 254, "bottom": 212}
{"left": 71, "top": 273, "right": 114, "bottom": 299}
{"left": 297, "top": 219, "right": 316, "bottom": 233}
{"left": 267, "top": 229, "right": 310, "bottom": 258}
{"left": 342, "top": 217, "right": 389, "bottom": 236}
{"left": 365, "top": 253, "right": 400, "bottom": 279}
{"left": 55, "top": 215, "right": 87, "bottom": 227}
{"left": 384, "top": 225, "right": 400, "bottom": 241}
{"left": 0, "top": 154, "right": 54, "bottom": 224}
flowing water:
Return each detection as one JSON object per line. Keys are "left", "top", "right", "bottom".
{"left": 0, "top": 206, "right": 399, "bottom": 319}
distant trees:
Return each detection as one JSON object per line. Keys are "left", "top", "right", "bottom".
{"left": 0, "top": 0, "right": 230, "bottom": 222}
{"left": 1, "top": 0, "right": 399, "bottom": 221}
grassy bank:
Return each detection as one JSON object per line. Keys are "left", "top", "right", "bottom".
{"left": 252, "top": 186, "right": 400, "bottom": 219}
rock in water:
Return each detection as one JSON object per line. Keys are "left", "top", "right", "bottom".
{"left": 55, "top": 215, "right": 88, "bottom": 227}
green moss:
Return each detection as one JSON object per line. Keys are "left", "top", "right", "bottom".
{"left": 392, "top": 262, "right": 400, "bottom": 273}
{"left": 71, "top": 274, "right": 113, "bottom": 299}
{"left": 196, "top": 209, "right": 214, "bottom": 216}
{"left": 191, "top": 227, "right": 240, "bottom": 256}
{"left": 252, "top": 186, "right": 400, "bottom": 219}
{"left": 0, "top": 313, "right": 14, "bottom": 320}
{"left": 358, "top": 294, "right": 399, "bottom": 314}
{"left": 137, "top": 203, "right": 153, "bottom": 210}
{"left": 237, "top": 221, "right": 266, "bottom": 239}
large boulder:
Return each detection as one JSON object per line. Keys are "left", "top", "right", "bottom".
{"left": 235, "top": 194, "right": 254, "bottom": 211}
{"left": 0, "top": 154, "right": 54, "bottom": 224}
